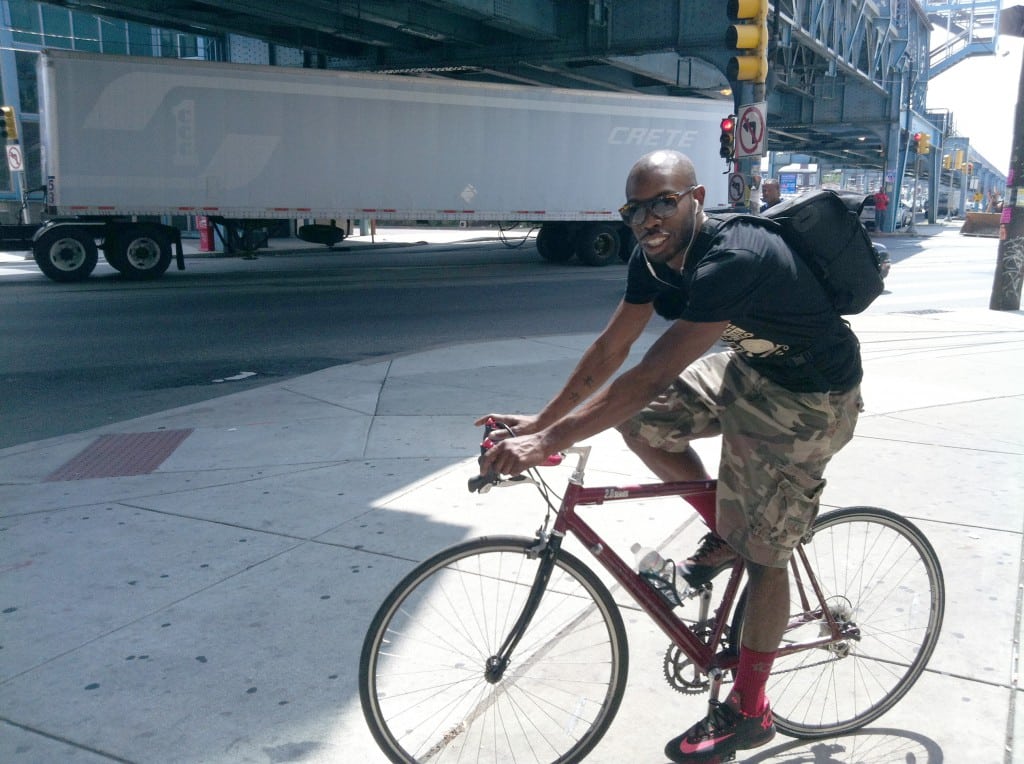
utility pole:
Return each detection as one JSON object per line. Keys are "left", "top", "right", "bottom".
{"left": 990, "top": 5, "right": 1024, "bottom": 311}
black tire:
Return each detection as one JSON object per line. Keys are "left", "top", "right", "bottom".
{"left": 574, "top": 222, "right": 621, "bottom": 266}
{"left": 33, "top": 226, "right": 98, "bottom": 282}
{"left": 616, "top": 226, "right": 636, "bottom": 263}
{"left": 730, "top": 507, "right": 945, "bottom": 739}
{"left": 107, "top": 226, "right": 172, "bottom": 280}
{"left": 359, "top": 536, "right": 630, "bottom": 763}
{"left": 536, "top": 223, "right": 574, "bottom": 263}
{"left": 103, "top": 243, "right": 128, "bottom": 273}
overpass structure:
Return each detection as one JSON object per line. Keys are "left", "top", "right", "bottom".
{"left": 5, "top": 1, "right": 1011, "bottom": 218}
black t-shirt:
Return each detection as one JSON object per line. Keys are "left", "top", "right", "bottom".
{"left": 624, "top": 217, "right": 862, "bottom": 393}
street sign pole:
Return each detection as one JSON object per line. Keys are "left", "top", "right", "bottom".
{"left": 908, "top": 154, "right": 920, "bottom": 236}
{"left": 991, "top": 5, "right": 1024, "bottom": 311}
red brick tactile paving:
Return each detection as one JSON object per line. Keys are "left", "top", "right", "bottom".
{"left": 45, "top": 429, "right": 194, "bottom": 481}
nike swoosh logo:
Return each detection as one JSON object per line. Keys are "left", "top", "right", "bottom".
{"left": 679, "top": 731, "right": 734, "bottom": 754}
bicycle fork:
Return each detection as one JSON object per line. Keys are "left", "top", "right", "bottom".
{"left": 483, "top": 532, "right": 562, "bottom": 683}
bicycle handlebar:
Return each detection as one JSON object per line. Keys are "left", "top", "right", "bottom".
{"left": 467, "top": 418, "right": 565, "bottom": 493}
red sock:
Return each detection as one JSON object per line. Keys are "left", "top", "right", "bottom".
{"left": 684, "top": 491, "right": 718, "bottom": 533}
{"left": 732, "top": 647, "right": 777, "bottom": 715}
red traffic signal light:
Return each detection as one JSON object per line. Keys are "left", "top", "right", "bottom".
{"left": 912, "top": 132, "right": 922, "bottom": 150}
{"left": 719, "top": 115, "right": 736, "bottom": 160}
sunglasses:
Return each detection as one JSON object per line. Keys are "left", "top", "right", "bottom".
{"left": 618, "top": 186, "right": 699, "bottom": 226}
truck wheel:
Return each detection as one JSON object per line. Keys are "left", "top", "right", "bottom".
{"left": 33, "top": 227, "right": 98, "bottom": 282}
{"left": 617, "top": 227, "right": 636, "bottom": 262}
{"left": 574, "top": 223, "right": 621, "bottom": 267}
{"left": 536, "top": 223, "right": 574, "bottom": 263}
{"left": 103, "top": 238, "right": 128, "bottom": 272}
{"left": 109, "top": 226, "right": 172, "bottom": 280}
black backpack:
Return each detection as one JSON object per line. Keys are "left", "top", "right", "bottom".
{"left": 710, "top": 189, "right": 884, "bottom": 315}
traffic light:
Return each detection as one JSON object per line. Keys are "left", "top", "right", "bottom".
{"left": 719, "top": 115, "right": 736, "bottom": 160}
{"left": 955, "top": 149, "right": 964, "bottom": 169}
{"left": 918, "top": 132, "right": 931, "bottom": 154}
{"left": 943, "top": 154, "right": 952, "bottom": 170}
{"left": 726, "top": 0, "right": 769, "bottom": 83}
{"left": 0, "top": 106, "right": 16, "bottom": 141}
{"left": 966, "top": 162, "right": 974, "bottom": 175}
{"left": 911, "top": 132, "right": 922, "bottom": 152}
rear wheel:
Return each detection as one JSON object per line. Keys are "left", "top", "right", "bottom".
{"left": 574, "top": 223, "right": 622, "bottom": 266}
{"left": 730, "top": 507, "right": 945, "bottom": 738}
{"left": 616, "top": 227, "right": 636, "bottom": 262}
{"left": 359, "top": 536, "right": 630, "bottom": 763}
{"left": 33, "top": 226, "right": 98, "bottom": 282}
{"left": 107, "top": 226, "right": 172, "bottom": 280}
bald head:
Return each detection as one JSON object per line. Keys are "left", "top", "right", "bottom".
{"left": 622, "top": 150, "right": 706, "bottom": 269}
{"left": 626, "top": 151, "right": 699, "bottom": 197}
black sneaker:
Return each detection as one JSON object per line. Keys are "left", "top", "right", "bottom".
{"left": 678, "top": 532, "right": 738, "bottom": 588}
{"left": 664, "top": 692, "right": 775, "bottom": 763}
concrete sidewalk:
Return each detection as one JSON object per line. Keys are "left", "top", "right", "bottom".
{"left": 1, "top": 255, "right": 1022, "bottom": 760}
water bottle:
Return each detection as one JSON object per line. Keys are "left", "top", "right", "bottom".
{"left": 631, "top": 542, "right": 667, "bottom": 575}
{"left": 631, "top": 542, "right": 682, "bottom": 607}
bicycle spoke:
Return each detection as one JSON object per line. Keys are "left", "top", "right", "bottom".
{"left": 360, "top": 538, "right": 629, "bottom": 762}
{"left": 758, "top": 508, "right": 944, "bottom": 738}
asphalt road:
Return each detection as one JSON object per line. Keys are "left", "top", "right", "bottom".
{"left": 0, "top": 242, "right": 627, "bottom": 448}
{"left": 0, "top": 224, "right": 1000, "bottom": 449}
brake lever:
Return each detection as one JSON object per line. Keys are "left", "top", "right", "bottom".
{"left": 469, "top": 419, "right": 500, "bottom": 493}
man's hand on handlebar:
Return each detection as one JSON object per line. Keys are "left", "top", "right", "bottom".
{"left": 468, "top": 417, "right": 564, "bottom": 492}
{"left": 480, "top": 431, "right": 553, "bottom": 478}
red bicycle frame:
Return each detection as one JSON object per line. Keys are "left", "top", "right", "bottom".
{"left": 548, "top": 476, "right": 851, "bottom": 676}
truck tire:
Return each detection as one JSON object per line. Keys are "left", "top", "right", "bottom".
{"left": 536, "top": 223, "right": 574, "bottom": 263}
{"left": 103, "top": 238, "right": 128, "bottom": 272}
{"left": 574, "top": 223, "right": 621, "bottom": 267}
{"left": 617, "top": 227, "right": 636, "bottom": 262}
{"left": 108, "top": 225, "right": 172, "bottom": 280}
{"left": 34, "top": 226, "right": 98, "bottom": 282}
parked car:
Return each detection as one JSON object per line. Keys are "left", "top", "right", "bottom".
{"left": 895, "top": 202, "right": 914, "bottom": 228}
{"left": 860, "top": 194, "right": 913, "bottom": 230}
{"left": 873, "top": 241, "right": 891, "bottom": 280}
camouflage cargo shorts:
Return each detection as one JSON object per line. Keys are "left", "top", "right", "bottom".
{"left": 622, "top": 351, "right": 863, "bottom": 568}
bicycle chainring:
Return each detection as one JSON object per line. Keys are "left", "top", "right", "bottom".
{"left": 663, "top": 644, "right": 709, "bottom": 695}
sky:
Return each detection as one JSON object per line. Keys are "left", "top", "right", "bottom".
{"left": 926, "top": 11, "right": 1023, "bottom": 174}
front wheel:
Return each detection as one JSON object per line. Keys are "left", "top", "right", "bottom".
{"left": 536, "top": 223, "right": 574, "bottom": 263}
{"left": 732, "top": 507, "right": 945, "bottom": 738}
{"left": 33, "top": 226, "right": 98, "bottom": 282}
{"left": 359, "top": 536, "right": 630, "bottom": 763}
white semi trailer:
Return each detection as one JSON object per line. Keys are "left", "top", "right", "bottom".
{"left": 29, "top": 49, "right": 724, "bottom": 281}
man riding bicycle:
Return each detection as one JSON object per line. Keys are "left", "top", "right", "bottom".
{"left": 478, "top": 150, "right": 863, "bottom": 762}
